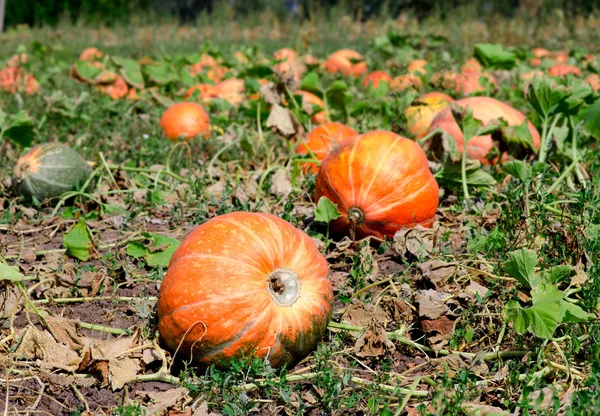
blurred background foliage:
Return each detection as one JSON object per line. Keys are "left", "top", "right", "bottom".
{"left": 3, "top": 0, "right": 600, "bottom": 29}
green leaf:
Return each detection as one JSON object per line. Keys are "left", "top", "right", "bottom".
{"left": 146, "top": 246, "right": 179, "bottom": 268}
{"left": 526, "top": 75, "right": 592, "bottom": 119}
{"left": 63, "top": 218, "right": 94, "bottom": 261}
{"left": 314, "top": 197, "right": 342, "bottom": 224}
{"left": 505, "top": 248, "right": 538, "bottom": 289}
{"left": 73, "top": 60, "right": 103, "bottom": 83}
{"left": 0, "top": 262, "right": 27, "bottom": 282}
{"left": 559, "top": 301, "right": 594, "bottom": 322}
{"left": 503, "top": 301, "right": 527, "bottom": 334}
{"left": 581, "top": 99, "right": 600, "bottom": 139}
{"left": 474, "top": 43, "right": 517, "bottom": 70}
{"left": 499, "top": 119, "right": 536, "bottom": 153}
{"left": 502, "top": 160, "right": 531, "bottom": 182}
{"left": 367, "top": 80, "right": 390, "bottom": 99}
{"left": 547, "top": 265, "right": 573, "bottom": 283}
{"left": 522, "top": 303, "right": 560, "bottom": 339}
{"left": 435, "top": 158, "right": 497, "bottom": 187}
{"left": 0, "top": 110, "right": 35, "bottom": 147}
{"left": 300, "top": 72, "right": 322, "bottom": 94}
{"left": 144, "top": 61, "right": 177, "bottom": 85}
{"left": 126, "top": 241, "right": 148, "bottom": 259}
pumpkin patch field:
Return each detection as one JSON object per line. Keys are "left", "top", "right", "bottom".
{"left": 1, "top": 15, "right": 600, "bottom": 415}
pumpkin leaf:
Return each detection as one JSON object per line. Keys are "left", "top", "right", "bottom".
{"left": 504, "top": 248, "right": 538, "bottom": 289}
{"left": 63, "top": 218, "right": 94, "bottom": 261}
{"left": 499, "top": 119, "right": 536, "bottom": 153}
{"left": 0, "top": 110, "right": 35, "bottom": 147}
{"left": 0, "top": 262, "right": 27, "bottom": 282}
{"left": 144, "top": 61, "right": 177, "bottom": 85}
{"left": 581, "top": 99, "right": 600, "bottom": 139}
{"left": 73, "top": 60, "right": 104, "bottom": 83}
{"left": 473, "top": 43, "right": 517, "bottom": 70}
{"left": 126, "top": 233, "right": 181, "bottom": 268}
{"left": 526, "top": 76, "right": 592, "bottom": 119}
{"left": 435, "top": 158, "right": 497, "bottom": 187}
{"left": 503, "top": 160, "right": 531, "bottom": 182}
{"left": 450, "top": 104, "right": 507, "bottom": 142}
{"left": 315, "top": 197, "right": 342, "bottom": 224}
{"left": 300, "top": 72, "right": 322, "bottom": 94}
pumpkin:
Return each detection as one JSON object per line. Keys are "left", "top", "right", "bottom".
{"left": 585, "top": 74, "right": 600, "bottom": 91}
{"left": 296, "top": 90, "right": 327, "bottom": 124}
{"left": 184, "top": 83, "right": 220, "bottom": 102}
{"left": 160, "top": 102, "right": 210, "bottom": 141}
{"left": 315, "top": 131, "right": 439, "bottom": 239}
{"left": 323, "top": 49, "right": 367, "bottom": 78}
{"left": 427, "top": 97, "right": 541, "bottom": 164}
{"left": 548, "top": 64, "right": 581, "bottom": 77}
{"left": 95, "top": 73, "right": 128, "bottom": 99}
{"left": 0, "top": 67, "right": 39, "bottom": 95}
{"left": 79, "top": 47, "right": 103, "bottom": 61}
{"left": 217, "top": 78, "right": 246, "bottom": 107}
{"left": 408, "top": 59, "right": 428, "bottom": 75}
{"left": 362, "top": 71, "right": 392, "bottom": 88}
{"left": 13, "top": 143, "right": 93, "bottom": 201}
{"left": 390, "top": 74, "right": 422, "bottom": 91}
{"left": 157, "top": 211, "right": 333, "bottom": 368}
{"left": 296, "top": 122, "right": 358, "bottom": 173}
{"left": 404, "top": 92, "right": 454, "bottom": 139}
{"left": 461, "top": 58, "right": 483, "bottom": 74}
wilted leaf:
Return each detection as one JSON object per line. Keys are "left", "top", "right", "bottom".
{"left": 415, "top": 289, "right": 451, "bottom": 320}
{"left": 266, "top": 104, "right": 298, "bottom": 136}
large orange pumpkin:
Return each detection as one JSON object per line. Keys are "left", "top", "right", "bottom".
{"left": 296, "top": 122, "right": 358, "bottom": 173}
{"left": 323, "top": 49, "right": 368, "bottom": 78}
{"left": 315, "top": 131, "right": 439, "bottom": 239}
{"left": 160, "top": 102, "right": 210, "bottom": 141}
{"left": 428, "top": 97, "right": 541, "bottom": 164}
{"left": 404, "top": 92, "right": 454, "bottom": 138}
{"left": 157, "top": 212, "right": 333, "bottom": 368}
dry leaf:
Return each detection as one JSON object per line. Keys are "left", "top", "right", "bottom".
{"left": 269, "top": 169, "right": 292, "bottom": 197}
{"left": 266, "top": 104, "right": 297, "bottom": 136}
{"left": 14, "top": 326, "right": 82, "bottom": 371}
{"left": 393, "top": 225, "right": 435, "bottom": 259}
{"left": 109, "top": 357, "right": 141, "bottom": 390}
{"left": 421, "top": 316, "right": 455, "bottom": 351}
{"left": 342, "top": 300, "right": 389, "bottom": 328}
{"left": 0, "top": 284, "right": 23, "bottom": 319}
{"left": 192, "top": 401, "right": 222, "bottom": 416}
{"left": 461, "top": 403, "right": 509, "bottom": 416}
{"left": 137, "top": 388, "right": 191, "bottom": 416}
{"left": 415, "top": 289, "right": 451, "bottom": 320}
{"left": 465, "top": 281, "right": 489, "bottom": 298}
{"left": 353, "top": 320, "right": 395, "bottom": 358}
{"left": 418, "top": 260, "right": 456, "bottom": 286}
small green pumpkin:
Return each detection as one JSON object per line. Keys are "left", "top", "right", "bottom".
{"left": 13, "top": 143, "right": 93, "bottom": 201}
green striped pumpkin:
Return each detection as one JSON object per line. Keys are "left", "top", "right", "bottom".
{"left": 13, "top": 143, "right": 93, "bottom": 201}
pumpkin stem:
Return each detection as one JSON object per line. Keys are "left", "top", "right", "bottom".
{"left": 348, "top": 207, "right": 364, "bottom": 240}
{"left": 267, "top": 268, "right": 301, "bottom": 307}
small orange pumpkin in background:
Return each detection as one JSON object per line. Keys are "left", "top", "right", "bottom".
{"left": 315, "top": 131, "right": 439, "bottom": 240}
{"left": 404, "top": 92, "right": 454, "bottom": 138}
{"left": 217, "top": 78, "right": 246, "bottom": 107}
{"left": 96, "top": 73, "right": 129, "bottom": 100}
{"left": 160, "top": 102, "right": 210, "bottom": 141}
{"left": 585, "top": 74, "right": 600, "bottom": 91}
{"left": 362, "top": 71, "right": 392, "bottom": 88}
{"left": 296, "top": 122, "right": 358, "bottom": 173}
{"left": 184, "top": 83, "right": 221, "bottom": 102}
{"left": 157, "top": 212, "right": 333, "bottom": 368}
{"left": 323, "top": 49, "right": 368, "bottom": 78}
{"left": 79, "top": 47, "right": 103, "bottom": 61}
{"left": 408, "top": 59, "right": 428, "bottom": 75}
{"left": 548, "top": 64, "right": 581, "bottom": 77}
{"left": 461, "top": 58, "right": 483, "bottom": 74}
{"left": 296, "top": 90, "right": 327, "bottom": 124}
{"left": 428, "top": 97, "right": 541, "bottom": 164}
{"left": 391, "top": 74, "right": 422, "bottom": 91}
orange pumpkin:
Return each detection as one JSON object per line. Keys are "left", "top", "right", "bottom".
{"left": 296, "top": 90, "right": 327, "bottom": 124}
{"left": 217, "top": 78, "right": 245, "bottom": 107}
{"left": 184, "top": 83, "right": 221, "bottom": 102}
{"left": 461, "top": 58, "right": 483, "bottom": 74}
{"left": 95, "top": 73, "right": 128, "bottom": 99}
{"left": 390, "top": 74, "right": 422, "bottom": 91}
{"left": 585, "top": 74, "right": 600, "bottom": 91}
{"left": 315, "top": 131, "right": 439, "bottom": 239}
{"left": 160, "top": 102, "right": 210, "bottom": 141}
{"left": 362, "top": 71, "right": 392, "bottom": 88}
{"left": 548, "top": 64, "right": 581, "bottom": 77}
{"left": 404, "top": 92, "right": 454, "bottom": 138}
{"left": 408, "top": 59, "right": 428, "bottom": 75}
{"left": 79, "top": 47, "right": 103, "bottom": 61}
{"left": 296, "top": 122, "right": 358, "bottom": 173}
{"left": 157, "top": 212, "right": 333, "bottom": 368}
{"left": 428, "top": 97, "right": 541, "bottom": 164}
{"left": 323, "top": 49, "right": 368, "bottom": 78}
